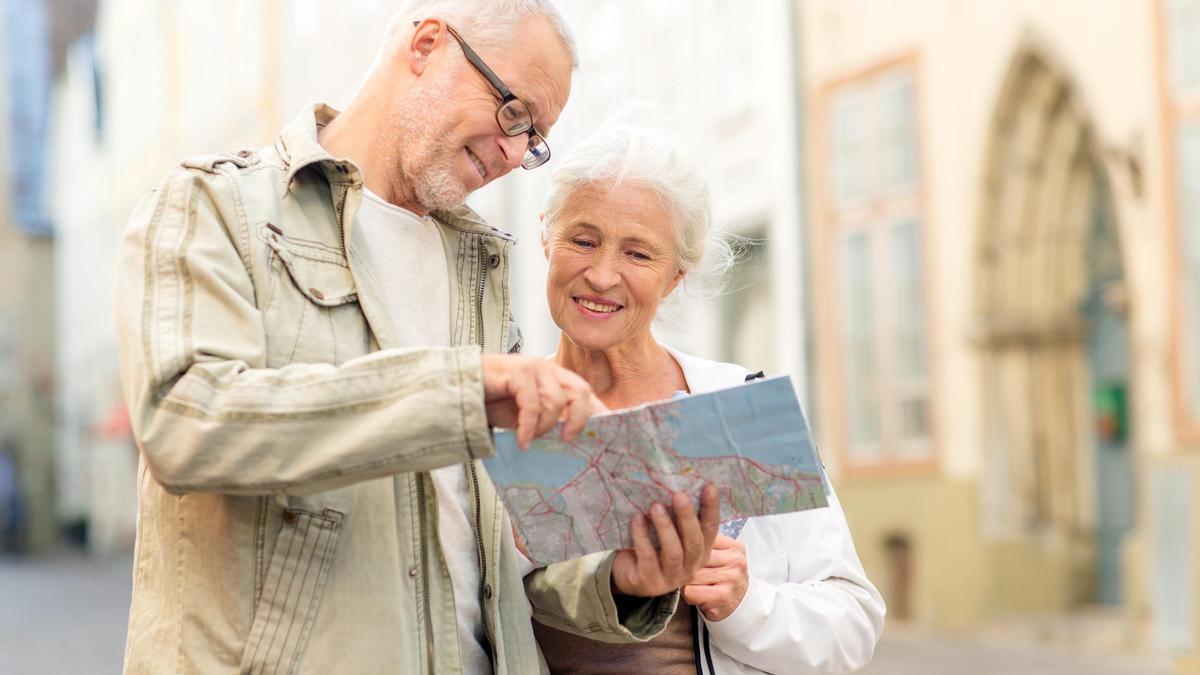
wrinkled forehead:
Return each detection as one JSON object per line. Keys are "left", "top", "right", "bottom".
{"left": 554, "top": 182, "right": 678, "bottom": 242}
{"left": 480, "top": 15, "right": 574, "bottom": 130}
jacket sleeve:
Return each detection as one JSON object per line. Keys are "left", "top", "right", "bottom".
{"left": 115, "top": 168, "right": 494, "bottom": 496}
{"left": 703, "top": 488, "right": 886, "bottom": 674}
{"left": 524, "top": 551, "right": 679, "bottom": 643}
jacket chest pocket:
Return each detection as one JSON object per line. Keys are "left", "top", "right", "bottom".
{"left": 262, "top": 230, "right": 369, "bottom": 367}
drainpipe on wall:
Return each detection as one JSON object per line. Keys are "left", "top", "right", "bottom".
{"left": 786, "top": 1, "right": 817, "bottom": 423}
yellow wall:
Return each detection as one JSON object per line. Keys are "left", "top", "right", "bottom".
{"left": 985, "top": 538, "right": 1091, "bottom": 614}
{"left": 838, "top": 477, "right": 987, "bottom": 631}
{"left": 842, "top": 476, "right": 1105, "bottom": 631}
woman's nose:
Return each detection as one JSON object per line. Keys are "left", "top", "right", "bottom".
{"left": 583, "top": 256, "right": 620, "bottom": 290}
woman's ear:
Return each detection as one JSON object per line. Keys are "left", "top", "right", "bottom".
{"left": 664, "top": 268, "right": 685, "bottom": 298}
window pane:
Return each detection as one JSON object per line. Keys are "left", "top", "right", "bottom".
{"left": 840, "top": 231, "right": 881, "bottom": 448}
{"left": 881, "top": 77, "right": 917, "bottom": 190}
{"left": 831, "top": 90, "right": 868, "bottom": 208}
{"left": 891, "top": 219, "right": 928, "bottom": 381}
{"left": 720, "top": 238, "right": 774, "bottom": 374}
{"left": 1179, "top": 122, "right": 1200, "bottom": 417}
{"left": 1171, "top": 0, "right": 1200, "bottom": 93}
{"left": 891, "top": 218, "right": 929, "bottom": 441}
{"left": 899, "top": 397, "right": 929, "bottom": 440}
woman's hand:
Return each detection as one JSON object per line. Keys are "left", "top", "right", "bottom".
{"left": 610, "top": 484, "right": 721, "bottom": 597}
{"left": 682, "top": 533, "right": 749, "bottom": 621}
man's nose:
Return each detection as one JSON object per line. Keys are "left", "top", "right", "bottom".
{"left": 498, "top": 133, "right": 527, "bottom": 171}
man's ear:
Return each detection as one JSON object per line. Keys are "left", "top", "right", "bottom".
{"left": 540, "top": 214, "right": 551, "bottom": 260}
{"left": 406, "top": 19, "right": 446, "bottom": 76}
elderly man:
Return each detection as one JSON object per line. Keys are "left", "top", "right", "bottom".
{"left": 114, "top": 1, "right": 719, "bottom": 673}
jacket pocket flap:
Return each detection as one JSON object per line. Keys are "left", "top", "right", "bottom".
{"left": 265, "top": 231, "right": 358, "bottom": 306}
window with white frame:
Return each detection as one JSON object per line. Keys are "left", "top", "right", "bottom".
{"left": 827, "top": 65, "right": 930, "bottom": 464}
{"left": 720, "top": 236, "right": 776, "bottom": 375}
{"left": 1169, "top": 0, "right": 1200, "bottom": 422}
{"left": 1178, "top": 123, "right": 1200, "bottom": 420}
{"left": 1170, "top": 0, "right": 1200, "bottom": 93}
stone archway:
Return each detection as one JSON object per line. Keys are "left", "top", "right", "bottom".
{"left": 974, "top": 44, "right": 1131, "bottom": 608}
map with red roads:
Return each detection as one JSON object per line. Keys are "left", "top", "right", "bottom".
{"left": 485, "top": 376, "right": 827, "bottom": 565}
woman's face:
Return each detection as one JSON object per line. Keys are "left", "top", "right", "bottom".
{"left": 544, "top": 182, "right": 684, "bottom": 352}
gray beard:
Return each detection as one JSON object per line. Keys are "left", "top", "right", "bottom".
{"left": 410, "top": 137, "right": 469, "bottom": 212}
{"left": 391, "top": 73, "right": 472, "bottom": 212}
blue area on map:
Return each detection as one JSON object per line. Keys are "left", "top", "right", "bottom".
{"left": 720, "top": 517, "right": 749, "bottom": 539}
{"left": 503, "top": 446, "right": 589, "bottom": 477}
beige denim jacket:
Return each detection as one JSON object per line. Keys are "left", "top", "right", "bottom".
{"left": 115, "top": 104, "right": 676, "bottom": 674}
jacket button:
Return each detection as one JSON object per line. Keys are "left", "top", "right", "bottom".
{"left": 308, "top": 288, "right": 325, "bottom": 300}
{"left": 282, "top": 511, "right": 297, "bottom": 524}
{"left": 488, "top": 254, "right": 500, "bottom": 269}
{"left": 237, "top": 150, "right": 253, "bottom": 158}
{"left": 408, "top": 567, "right": 418, "bottom": 578}
{"left": 483, "top": 584, "right": 493, "bottom": 599}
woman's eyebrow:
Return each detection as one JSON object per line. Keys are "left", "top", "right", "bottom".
{"left": 623, "top": 236, "right": 657, "bottom": 248}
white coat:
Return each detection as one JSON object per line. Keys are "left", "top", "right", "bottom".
{"left": 666, "top": 346, "right": 886, "bottom": 674}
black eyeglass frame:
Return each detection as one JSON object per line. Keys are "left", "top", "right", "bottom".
{"left": 415, "top": 20, "right": 551, "bottom": 169}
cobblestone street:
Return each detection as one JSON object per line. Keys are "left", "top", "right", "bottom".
{"left": 860, "top": 629, "right": 1172, "bottom": 675}
{"left": 0, "top": 553, "right": 131, "bottom": 675}
{"left": 0, "top": 553, "right": 1176, "bottom": 675}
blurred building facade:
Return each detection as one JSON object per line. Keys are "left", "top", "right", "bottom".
{"left": 2, "top": 0, "right": 61, "bottom": 555}
{"left": 28, "top": 0, "right": 1200, "bottom": 668}
{"left": 797, "top": 0, "right": 1200, "bottom": 666}
{"left": 45, "top": 0, "right": 809, "bottom": 553}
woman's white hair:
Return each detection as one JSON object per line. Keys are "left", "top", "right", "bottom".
{"left": 542, "top": 104, "right": 736, "bottom": 296}
{"left": 385, "top": 0, "right": 578, "bottom": 68}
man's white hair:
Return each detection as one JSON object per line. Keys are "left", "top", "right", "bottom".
{"left": 385, "top": 0, "right": 579, "bottom": 68}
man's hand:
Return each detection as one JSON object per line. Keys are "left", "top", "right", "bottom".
{"left": 611, "top": 484, "right": 721, "bottom": 598}
{"left": 682, "top": 533, "right": 749, "bottom": 621}
{"left": 482, "top": 354, "right": 603, "bottom": 448}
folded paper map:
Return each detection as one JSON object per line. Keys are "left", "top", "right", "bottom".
{"left": 484, "top": 375, "right": 827, "bottom": 565}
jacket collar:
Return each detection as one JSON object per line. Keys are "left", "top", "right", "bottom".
{"left": 277, "top": 103, "right": 514, "bottom": 242}
{"left": 279, "top": 102, "right": 348, "bottom": 185}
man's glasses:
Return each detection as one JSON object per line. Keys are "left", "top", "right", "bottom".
{"left": 419, "top": 21, "right": 551, "bottom": 169}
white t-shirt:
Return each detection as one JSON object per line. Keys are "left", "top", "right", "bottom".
{"left": 353, "top": 187, "right": 492, "bottom": 674}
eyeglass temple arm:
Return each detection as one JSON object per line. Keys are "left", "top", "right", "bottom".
{"left": 412, "top": 20, "right": 516, "bottom": 101}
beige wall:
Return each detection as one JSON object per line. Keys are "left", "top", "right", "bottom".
{"left": 839, "top": 478, "right": 987, "bottom": 631}
{"left": 798, "top": 0, "right": 1197, "bottom": 657}
{"left": 800, "top": 0, "right": 1174, "bottom": 479}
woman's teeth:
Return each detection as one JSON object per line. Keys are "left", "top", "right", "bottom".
{"left": 577, "top": 298, "right": 620, "bottom": 313}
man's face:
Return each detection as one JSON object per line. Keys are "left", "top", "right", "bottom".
{"left": 394, "top": 15, "right": 573, "bottom": 211}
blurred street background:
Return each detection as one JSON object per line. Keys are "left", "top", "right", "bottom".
{"left": 2, "top": 0, "right": 1200, "bottom": 673}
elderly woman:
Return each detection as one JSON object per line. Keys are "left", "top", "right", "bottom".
{"left": 527, "top": 116, "right": 886, "bottom": 674}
